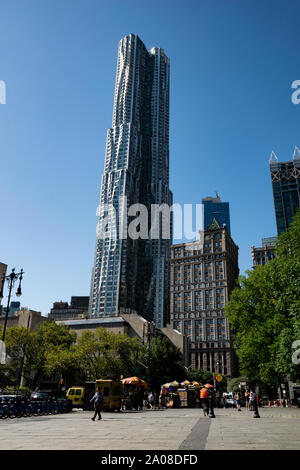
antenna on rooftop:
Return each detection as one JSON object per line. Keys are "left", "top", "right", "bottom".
{"left": 269, "top": 150, "right": 278, "bottom": 164}
{"left": 293, "top": 145, "right": 300, "bottom": 160}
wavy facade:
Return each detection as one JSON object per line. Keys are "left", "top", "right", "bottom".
{"left": 89, "top": 35, "right": 171, "bottom": 327}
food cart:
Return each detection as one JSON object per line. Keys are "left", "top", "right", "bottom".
{"left": 177, "top": 380, "right": 199, "bottom": 408}
{"left": 160, "top": 381, "right": 180, "bottom": 408}
{"left": 121, "top": 377, "right": 147, "bottom": 410}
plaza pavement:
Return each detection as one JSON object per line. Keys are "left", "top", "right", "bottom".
{"left": 0, "top": 406, "right": 299, "bottom": 451}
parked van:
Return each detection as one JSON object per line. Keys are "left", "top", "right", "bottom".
{"left": 66, "top": 387, "right": 84, "bottom": 408}
{"left": 222, "top": 392, "right": 234, "bottom": 407}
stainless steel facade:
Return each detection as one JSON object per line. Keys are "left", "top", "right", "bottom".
{"left": 89, "top": 35, "right": 171, "bottom": 327}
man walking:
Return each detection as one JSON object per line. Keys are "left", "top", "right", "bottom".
{"left": 200, "top": 386, "right": 210, "bottom": 416}
{"left": 90, "top": 387, "right": 104, "bottom": 421}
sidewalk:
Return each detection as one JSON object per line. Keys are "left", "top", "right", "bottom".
{"left": 205, "top": 407, "right": 300, "bottom": 450}
{"left": 0, "top": 407, "right": 299, "bottom": 450}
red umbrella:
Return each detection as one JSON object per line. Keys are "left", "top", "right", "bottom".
{"left": 205, "top": 383, "right": 214, "bottom": 388}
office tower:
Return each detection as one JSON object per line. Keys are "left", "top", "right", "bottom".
{"left": 48, "top": 297, "right": 89, "bottom": 320}
{"left": 170, "top": 222, "right": 239, "bottom": 378}
{"left": 269, "top": 147, "right": 300, "bottom": 235}
{"left": 202, "top": 194, "right": 231, "bottom": 236}
{"left": 89, "top": 35, "right": 172, "bottom": 327}
{"left": 251, "top": 237, "right": 277, "bottom": 268}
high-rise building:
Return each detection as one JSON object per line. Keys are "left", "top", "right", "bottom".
{"left": 251, "top": 237, "right": 277, "bottom": 268}
{"left": 48, "top": 296, "right": 89, "bottom": 320}
{"left": 202, "top": 194, "right": 231, "bottom": 236}
{"left": 269, "top": 147, "right": 300, "bottom": 235}
{"left": 89, "top": 35, "right": 172, "bottom": 327}
{"left": 170, "top": 222, "right": 239, "bottom": 378}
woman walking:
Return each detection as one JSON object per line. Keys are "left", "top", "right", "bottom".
{"left": 245, "top": 389, "right": 250, "bottom": 410}
{"left": 234, "top": 392, "right": 241, "bottom": 411}
{"left": 90, "top": 387, "right": 104, "bottom": 421}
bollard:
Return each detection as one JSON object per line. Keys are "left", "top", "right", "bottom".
{"left": 253, "top": 397, "right": 260, "bottom": 418}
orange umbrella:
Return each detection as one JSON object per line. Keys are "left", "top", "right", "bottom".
{"left": 122, "top": 377, "right": 147, "bottom": 387}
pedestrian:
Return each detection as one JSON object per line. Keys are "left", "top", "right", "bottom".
{"left": 234, "top": 392, "right": 241, "bottom": 411}
{"left": 200, "top": 386, "right": 210, "bottom": 416}
{"left": 90, "top": 387, "right": 104, "bottom": 421}
{"left": 249, "top": 389, "right": 256, "bottom": 411}
{"left": 137, "top": 386, "right": 144, "bottom": 411}
{"left": 245, "top": 389, "right": 250, "bottom": 410}
{"left": 148, "top": 392, "right": 155, "bottom": 410}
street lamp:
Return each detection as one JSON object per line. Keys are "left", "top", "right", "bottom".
{"left": 0, "top": 268, "right": 24, "bottom": 343}
{"left": 143, "top": 321, "right": 157, "bottom": 392}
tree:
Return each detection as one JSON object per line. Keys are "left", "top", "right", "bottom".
{"left": 225, "top": 210, "right": 300, "bottom": 386}
{"left": 0, "top": 321, "right": 78, "bottom": 389}
{"left": 141, "top": 335, "right": 186, "bottom": 391}
{"left": 76, "top": 327, "right": 142, "bottom": 381}
{"left": 186, "top": 369, "right": 213, "bottom": 385}
{"left": 2, "top": 326, "right": 40, "bottom": 389}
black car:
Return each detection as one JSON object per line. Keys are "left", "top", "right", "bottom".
{"left": 31, "top": 390, "right": 66, "bottom": 400}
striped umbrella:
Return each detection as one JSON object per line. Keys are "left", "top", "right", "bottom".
{"left": 181, "top": 380, "right": 190, "bottom": 386}
{"left": 192, "top": 381, "right": 201, "bottom": 389}
{"left": 170, "top": 381, "right": 179, "bottom": 388}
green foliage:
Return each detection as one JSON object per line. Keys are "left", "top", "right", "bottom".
{"left": 0, "top": 320, "right": 78, "bottom": 389}
{"left": 186, "top": 368, "right": 213, "bottom": 384}
{"left": 140, "top": 336, "right": 186, "bottom": 391}
{"left": 227, "top": 376, "right": 250, "bottom": 393}
{"left": 225, "top": 210, "right": 300, "bottom": 386}
{"left": 76, "top": 327, "right": 142, "bottom": 381}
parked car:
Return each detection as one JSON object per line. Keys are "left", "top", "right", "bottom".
{"left": 31, "top": 390, "right": 66, "bottom": 400}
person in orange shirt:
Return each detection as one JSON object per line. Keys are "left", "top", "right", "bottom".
{"left": 200, "top": 386, "right": 210, "bottom": 416}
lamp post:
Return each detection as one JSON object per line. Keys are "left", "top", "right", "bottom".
{"left": 143, "top": 321, "right": 156, "bottom": 392}
{"left": 0, "top": 268, "right": 24, "bottom": 343}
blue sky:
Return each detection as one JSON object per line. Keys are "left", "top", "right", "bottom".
{"left": 0, "top": 0, "right": 299, "bottom": 316}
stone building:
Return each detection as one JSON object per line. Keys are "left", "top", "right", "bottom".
{"left": 48, "top": 296, "right": 89, "bottom": 321}
{"left": 170, "top": 222, "right": 239, "bottom": 378}
{"left": 0, "top": 308, "right": 48, "bottom": 332}
{"left": 251, "top": 237, "right": 277, "bottom": 268}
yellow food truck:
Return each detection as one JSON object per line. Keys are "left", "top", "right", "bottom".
{"left": 95, "top": 379, "right": 122, "bottom": 411}
{"left": 67, "top": 380, "right": 122, "bottom": 411}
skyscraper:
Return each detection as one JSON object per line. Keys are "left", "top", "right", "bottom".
{"left": 89, "top": 35, "right": 172, "bottom": 327}
{"left": 269, "top": 147, "right": 300, "bottom": 235}
{"left": 170, "top": 223, "right": 239, "bottom": 378}
{"left": 202, "top": 194, "right": 231, "bottom": 235}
